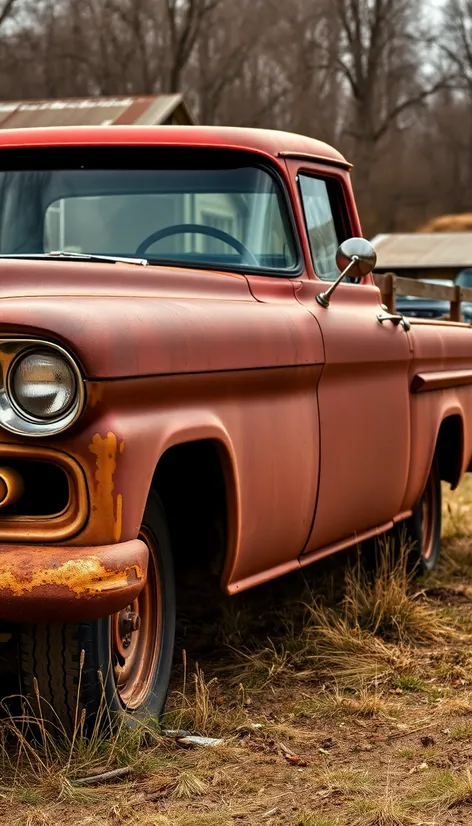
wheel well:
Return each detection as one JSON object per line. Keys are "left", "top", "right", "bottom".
{"left": 436, "top": 415, "right": 464, "bottom": 490}
{"left": 152, "top": 440, "right": 228, "bottom": 588}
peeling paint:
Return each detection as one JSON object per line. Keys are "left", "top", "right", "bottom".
{"left": 114, "top": 493, "right": 123, "bottom": 542}
{"left": 89, "top": 431, "right": 123, "bottom": 541}
{"left": 0, "top": 556, "right": 144, "bottom": 597}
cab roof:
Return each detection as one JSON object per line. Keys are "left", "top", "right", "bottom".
{"left": 0, "top": 125, "right": 352, "bottom": 170}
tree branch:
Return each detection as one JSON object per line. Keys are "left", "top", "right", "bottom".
{"left": 0, "top": 0, "right": 18, "bottom": 28}
{"left": 374, "top": 77, "right": 453, "bottom": 141}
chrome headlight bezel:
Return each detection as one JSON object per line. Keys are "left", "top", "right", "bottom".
{"left": 0, "top": 340, "right": 85, "bottom": 437}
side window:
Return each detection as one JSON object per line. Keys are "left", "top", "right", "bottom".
{"left": 299, "top": 174, "right": 342, "bottom": 281}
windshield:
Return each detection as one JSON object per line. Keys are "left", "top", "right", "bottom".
{"left": 0, "top": 148, "right": 298, "bottom": 274}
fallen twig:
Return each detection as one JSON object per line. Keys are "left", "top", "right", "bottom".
{"left": 386, "top": 722, "right": 438, "bottom": 742}
{"left": 72, "top": 766, "right": 133, "bottom": 786}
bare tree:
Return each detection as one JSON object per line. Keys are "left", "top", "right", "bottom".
{"left": 442, "top": 0, "right": 472, "bottom": 90}
{"left": 192, "top": 0, "right": 271, "bottom": 124}
{"left": 0, "top": 0, "right": 18, "bottom": 28}
{"left": 165, "top": 0, "right": 223, "bottom": 93}
{"left": 327, "top": 0, "right": 446, "bottom": 230}
{"left": 0, "top": 0, "right": 470, "bottom": 235}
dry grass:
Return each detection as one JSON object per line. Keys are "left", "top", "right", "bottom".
{"left": 171, "top": 770, "right": 209, "bottom": 798}
{"left": 342, "top": 539, "right": 449, "bottom": 644}
{"left": 172, "top": 816, "right": 234, "bottom": 826}
{"left": 418, "top": 213, "right": 472, "bottom": 232}
{"left": 164, "top": 659, "right": 248, "bottom": 736}
{"left": 314, "top": 766, "right": 372, "bottom": 796}
{"left": 237, "top": 535, "right": 454, "bottom": 693}
{"left": 128, "top": 816, "right": 235, "bottom": 826}
{"left": 411, "top": 766, "right": 472, "bottom": 809}
{"left": 295, "top": 685, "right": 400, "bottom": 720}
{"left": 441, "top": 477, "right": 472, "bottom": 540}
{"left": 221, "top": 639, "right": 298, "bottom": 687}
{"left": 431, "top": 649, "right": 472, "bottom": 683}
{"left": 0, "top": 660, "right": 170, "bottom": 813}
{"left": 349, "top": 796, "right": 420, "bottom": 826}
{"left": 440, "top": 540, "right": 472, "bottom": 581}
{"left": 441, "top": 693, "right": 472, "bottom": 714}
{"left": 449, "top": 721, "right": 472, "bottom": 740}
{"left": 302, "top": 608, "right": 411, "bottom": 686}
{"left": 206, "top": 534, "right": 442, "bottom": 693}
{"left": 228, "top": 537, "right": 450, "bottom": 690}
{"left": 0, "top": 698, "right": 161, "bottom": 804}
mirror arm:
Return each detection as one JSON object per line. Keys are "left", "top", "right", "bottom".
{"left": 316, "top": 256, "right": 359, "bottom": 308}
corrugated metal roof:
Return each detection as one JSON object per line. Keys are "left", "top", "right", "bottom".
{"left": 0, "top": 95, "right": 195, "bottom": 129}
{"left": 371, "top": 233, "right": 472, "bottom": 269}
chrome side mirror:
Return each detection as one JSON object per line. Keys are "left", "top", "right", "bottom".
{"left": 316, "top": 237, "right": 377, "bottom": 308}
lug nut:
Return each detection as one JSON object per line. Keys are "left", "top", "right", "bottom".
{"left": 120, "top": 610, "right": 141, "bottom": 636}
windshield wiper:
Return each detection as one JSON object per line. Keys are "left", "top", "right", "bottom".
{"left": 0, "top": 251, "right": 149, "bottom": 266}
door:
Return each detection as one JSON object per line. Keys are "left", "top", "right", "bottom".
{"left": 293, "top": 170, "right": 413, "bottom": 556}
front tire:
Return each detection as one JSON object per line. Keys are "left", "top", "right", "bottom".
{"left": 19, "top": 490, "right": 175, "bottom": 732}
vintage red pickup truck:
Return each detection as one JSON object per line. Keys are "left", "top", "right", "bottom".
{"left": 0, "top": 124, "right": 470, "bottom": 729}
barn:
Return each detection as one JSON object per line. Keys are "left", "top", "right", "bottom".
{"left": 0, "top": 94, "right": 195, "bottom": 128}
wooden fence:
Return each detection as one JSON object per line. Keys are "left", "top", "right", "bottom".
{"left": 373, "top": 273, "right": 472, "bottom": 321}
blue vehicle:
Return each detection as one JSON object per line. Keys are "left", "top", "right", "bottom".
{"left": 396, "top": 277, "right": 472, "bottom": 323}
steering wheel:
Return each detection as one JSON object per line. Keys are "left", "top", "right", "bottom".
{"left": 136, "top": 223, "right": 259, "bottom": 266}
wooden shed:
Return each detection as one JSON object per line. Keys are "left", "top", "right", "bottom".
{"left": 0, "top": 94, "right": 196, "bottom": 129}
{"left": 371, "top": 232, "right": 472, "bottom": 281}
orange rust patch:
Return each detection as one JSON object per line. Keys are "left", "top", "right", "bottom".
{"left": 89, "top": 431, "right": 123, "bottom": 541}
{"left": 114, "top": 493, "right": 123, "bottom": 542}
{"left": 0, "top": 557, "right": 144, "bottom": 597}
{"left": 87, "top": 383, "right": 104, "bottom": 408}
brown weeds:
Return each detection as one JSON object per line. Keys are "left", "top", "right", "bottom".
{"left": 165, "top": 659, "right": 247, "bottom": 736}
{"left": 343, "top": 539, "right": 449, "bottom": 644}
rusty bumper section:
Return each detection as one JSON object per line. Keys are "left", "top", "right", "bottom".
{"left": 0, "top": 539, "right": 148, "bottom": 622}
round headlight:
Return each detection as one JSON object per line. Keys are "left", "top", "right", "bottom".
{"left": 9, "top": 351, "right": 76, "bottom": 421}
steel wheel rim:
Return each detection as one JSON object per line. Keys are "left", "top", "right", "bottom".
{"left": 421, "top": 472, "right": 437, "bottom": 561}
{"left": 111, "top": 524, "right": 162, "bottom": 709}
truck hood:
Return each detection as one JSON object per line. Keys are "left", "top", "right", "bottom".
{"left": 0, "top": 259, "right": 319, "bottom": 378}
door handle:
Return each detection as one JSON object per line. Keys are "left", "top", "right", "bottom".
{"left": 377, "top": 312, "right": 410, "bottom": 332}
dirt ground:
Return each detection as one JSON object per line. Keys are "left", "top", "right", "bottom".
{"left": 3, "top": 479, "right": 472, "bottom": 826}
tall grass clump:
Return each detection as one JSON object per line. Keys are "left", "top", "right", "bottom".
{"left": 164, "top": 655, "right": 247, "bottom": 737}
{"left": 341, "top": 538, "right": 449, "bottom": 644}
{"left": 294, "top": 536, "right": 452, "bottom": 686}
{"left": 221, "top": 536, "right": 450, "bottom": 689}
{"left": 302, "top": 606, "right": 410, "bottom": 686}
{"left": 0, "top": 659, "right": 162, "bottom": 803}
{"left": 411, "top": 766, "right": 472, "bottom": 809}
{"left": 442, "top": 477, "right": 472, "bottom": 540}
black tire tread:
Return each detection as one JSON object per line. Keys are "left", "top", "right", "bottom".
{"left": 20, "top": 623, "right": 81, "bottom": 732}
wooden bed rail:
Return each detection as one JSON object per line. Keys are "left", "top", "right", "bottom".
{"left": 373, "top": 273, "right": 472, "bottom": 321}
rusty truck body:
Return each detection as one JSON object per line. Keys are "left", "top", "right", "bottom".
{"left": 0, "top": 125, "right": 470, "bottom": 727}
